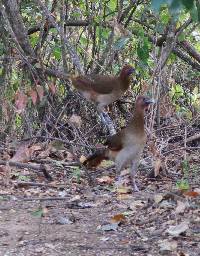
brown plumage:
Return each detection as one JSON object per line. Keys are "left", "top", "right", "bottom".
{"left": 71, "top": 65, "right": 135, "bottom": 135}
{"left": 83, "top": 95, "right": 154, "bottom": 191}
{"left": 71, "top": 65, "right": 135, "bottom": 111}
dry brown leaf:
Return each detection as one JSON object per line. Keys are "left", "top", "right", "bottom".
{"left": 49, "top": 83, "right": 56, "bottom": 95}
{"left": 167, "top": 221, "right": 189, "bottom": 237}
{"left": 183, "top": 191, "right": 200, "bottom": 197}
{"left": 140, "top": 81, "right": 149, "bottom": 94}
{"left": 158, "top": 240, "right": 177, "bottom": 252}
{"left": 111, "top": 213, "right": 126, "bottom": 223}
{"left": 37, "top": 150, "right": 50, "bottom": 159}
{"left": 28, "top": 89, "right": 38, "bottom": 105}
{"left": 28, "top": 144, "right": 42, "bottom": 156}
{"left": 117, "top": 194, "right": 133, "bottom": 200}
{"left": 148, "top": 141, "right": 159, "bottom": 157}
{"left": 36, "top": 85, "right": 44, "bottom": 101}
{"left": 0, "top": 166, "right": 7, "bottom": 176}
{"left": 154, "top": 194, "right": 164, "bottom": 204}
{"left": 108, "top": 17, "right": 130, "bottom": 37}
{"left": 97, "top": 176, "right": 114, "bottom": 184}
{"left": 11, "top": 143, "right": 30, "bottom": 163}
{"left": 69, "top": 195, "right": 81, "bottom": 202}
{"left": 42, "top": 207, "right": 48, "bottom": 217}
{"left": 69, "top": 114, "right": 82, "bottom": 128}
{"left": 175, "top": 200, "right": 188, "bottom": 214}
{"left": 119, "top": 239, "right": 130, "bottom": 244}
{"left": 129, "top": 200, "right": 145, "bottom": 211}
{"left": 120, "top": 169, "right": 130, "bottom": 176}
{"left": 154, "top": 158, "right": 162, "bottom": 177}
{"left": 194, "top": 188, "right": 200, "bottom": 193}
{"left": 2, "top": 100, "right": 11, "bottom": 122}
{"left": 160, "top": 94, "right": 176, "bottom": 118}
{"left": 178, "top": 252, "right": 189, "bottom": 256}
{"left": 14, "top": 91, "right": 28, "bottom": 113}
{"left": 97, "top": 223, "right": 119, "bottom": 232}
{"left": 79, "top": 155, "right": 87, "bottom": 163}
{"left": 117, "top": 186, "right": 131, "bottom": 194}
{"left": 64, "top": 151, "right": 75, "bottom": 161}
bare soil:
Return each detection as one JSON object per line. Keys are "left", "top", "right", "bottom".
{"left": 0, "top": 167, "right": 199, "bottom": 256}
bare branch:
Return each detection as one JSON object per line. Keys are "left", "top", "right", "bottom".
{"left": 179, "top": 40, "right": 200, "bottom": 64}
{"left": 35, "top": 0, "right": 84, "bottom": 74}
{"left": 2, "top": 0, "right": 35, "bottom": 58}
{"left": 173, "top": 48, "right": 200, "bottom": 72}
{"left": 0, "top": 160, "right": 52, "bottom": 180}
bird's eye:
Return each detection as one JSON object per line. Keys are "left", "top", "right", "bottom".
{"left": 127, "top": 68, "right": 134, "bottom": 75}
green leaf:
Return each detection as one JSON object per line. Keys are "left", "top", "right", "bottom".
{"left": 108, "top": 0, "right": 116, "bottom": 11}
{"left": 151, "top": 0, "right": 169, "bottom": 12}
{"left": 114, "top": 37, "right": 130, "bottom": 50}
{"left": 80, "top": 37, "right": 88, "bottom": 46}
{"left": 101, "top": 29, "right": 110, "bottom": 39}
{"left": 18, "top": 175, "right": 30, "bottom": 181}
{"left": 176, "top": 179, "right": 190, "bottom": 191}
{"left": 170, "top": 0, "right": 182, "bottom": 14}
{"left": 15, "top": 114, "right": 22, "bottom": 128}
{"left": 151, "top": 0, "right": 196, "bottom": 17}
{"left": 53, "top": 47, "right": 61, "bottom": 60}
{"left": 178, "top": 33, "right": 185, "bottom": 42}
{"left": 182, "top": 159, "right": 189, "bottom": 175}
{"left": 0, "top": 196, "right": 9, "bottom": 201}
{"left": 181, "top": 0, "right": 194, "bottom": 10}
{"left": 30, "top": 34, "right": 39, "bottom": 47}
{"left": 31, "top": 208, "right": 43, "bottom": 217}
{"left": 190, "top": 4, "right": 199, "bottom": 21}
{"left": 160, "top": 10, "right": 171, "bottom": 24}
{"left": 197, "top": 1, "right": 200, "bottom": 21}
{"left": 71, "top": 167, "right": 81, "bottom": 183}
{"left": 137, "top": 37, "right": 151, "bottom": 64}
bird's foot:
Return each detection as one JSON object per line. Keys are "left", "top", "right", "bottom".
{"left": 115, "top": 176, "right": 123, "bottom": 187}
{"left": 132, "top": 180, "right": 140, "bottom": 192}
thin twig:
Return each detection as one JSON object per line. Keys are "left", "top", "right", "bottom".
{"left": 17, "top": 196, "right": 70, "bottom": 201}
{"left": 0, "top": 160, "right": 52, "bottom": 181}
{"left": 20, "top": 135, "right": 97, "bottom": 149}
{"left": 13, "top": 181, "right": 57, "bottom": 188}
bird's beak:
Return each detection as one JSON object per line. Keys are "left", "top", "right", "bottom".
{"left": 144, "top": 98, "right": 155, "bottom": 104}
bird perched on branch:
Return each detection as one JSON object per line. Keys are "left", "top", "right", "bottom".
{"left": 71, "top": 65, "right": 135, "bottom": 135}
{"left": 83, "top": 95, "right": 154, "bottom": 192}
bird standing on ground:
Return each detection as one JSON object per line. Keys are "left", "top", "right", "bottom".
{"left": 71, "top": 65, "right": 135, "bottom": 135}
{"left": 83, "top": 95, "right": 154, "bottom": 192}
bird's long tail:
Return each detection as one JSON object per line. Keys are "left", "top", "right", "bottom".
{"left": 83, "top": 148, "right": 108, "bottom": 168}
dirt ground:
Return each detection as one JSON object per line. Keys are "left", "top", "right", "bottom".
{"left": 0, "top": 165, "right": 199, "bottom": 256}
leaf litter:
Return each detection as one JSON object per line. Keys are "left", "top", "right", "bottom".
{"left": 0, "top": 140, "right": 199, "bottom": 255}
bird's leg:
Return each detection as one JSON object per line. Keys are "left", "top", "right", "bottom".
{"left": 130, "top": 161, "right": 139, "bottom": 192}
{"left": 97, "top": 105, "right": 116, "bottom": 135}
{"left": 114, "top": 159, "right": 126, "bottom": 190}
{"left": 82, "top": 166, "right": 94, "bottom": 186}
{"left": 115, "top": 174, "right": 123, "bottom": 188}
{"left": 102, "top": 111, "right": 116, "bottom": 135}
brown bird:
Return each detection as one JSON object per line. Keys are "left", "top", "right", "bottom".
{"left": 71, "top": 65, "right": 135, "bottom": 135}
{"left": 83, "top": 95, "right": 154, "bottom": 191}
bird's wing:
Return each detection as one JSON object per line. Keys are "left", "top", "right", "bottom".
{"left": 104, "top": 131, "right": 124, "bottom": 151}
{"left": 89, "top": 75, "right": 117, "bottom": 94}
{"left": 72, "top": 75, "right": 118, "bottom": 94}
{"left": 71, "top": 76, "right": 93, "bottom": 91}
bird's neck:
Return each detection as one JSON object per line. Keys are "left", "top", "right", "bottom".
{"left": 119, "top": 74, "right": 131, "bottom": 91}
{"left": 129, "top": 108, "right": 145, "bottom": 133}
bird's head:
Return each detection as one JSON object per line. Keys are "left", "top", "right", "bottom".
{"left": 120, "top": 65, "right": 135, "bottom": 77}
{"left": 135, "top": 95, "right": 155, "bottom": 111}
